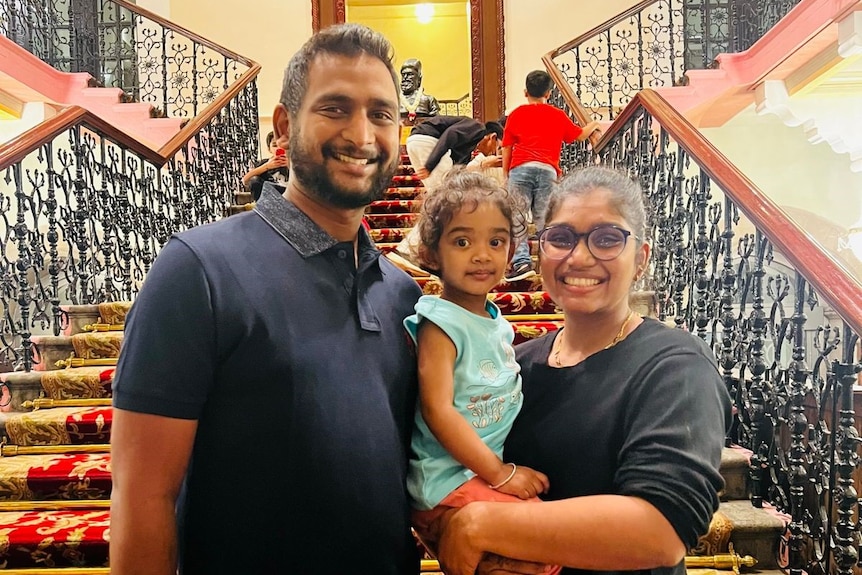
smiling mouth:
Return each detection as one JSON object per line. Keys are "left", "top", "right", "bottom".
{"left": 562, "top": 277, "right": 601, "bottom": 287}
{"left": 333, "top": 152, "right": 372, "bottom": 165}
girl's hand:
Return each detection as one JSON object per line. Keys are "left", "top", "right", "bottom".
{"left": 496, "top": 465, "right": 549, "bottom": 499}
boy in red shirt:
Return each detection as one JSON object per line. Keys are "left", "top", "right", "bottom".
{"left": 502, "top": 70, "right": 600, "bottom": 281}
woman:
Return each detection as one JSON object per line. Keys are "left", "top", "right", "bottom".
{"left": 436, "top": 167, "right": 732, "bottom": 575}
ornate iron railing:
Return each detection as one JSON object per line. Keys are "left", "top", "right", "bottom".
{"left": 0, "top": 62, "right": 260, "bottom": 372}
{"left": 0, "top": 0, "right": 253, "bottom": 118}
{"left": 551, "top": 63, "right": 862, "bottom": 570}
{"left": 544, "top": 0, "right": 803, "bottom": 121}
{"left": 437, "top": 93, "right": 473, "bottom": 118}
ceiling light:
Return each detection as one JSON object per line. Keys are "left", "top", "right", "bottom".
{"left": 415, "top": 3, "right": 434, "bottom": 24}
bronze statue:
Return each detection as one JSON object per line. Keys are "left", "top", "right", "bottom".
{"left": 400, "top": 58, "right": 440, "bottom": 123}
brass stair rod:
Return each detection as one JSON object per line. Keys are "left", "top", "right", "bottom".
{"left": 420, "top": 547, "right": 757, "bottom": 574}
{"left": 0, "top": 569, "right": 110, "bottom": 575}
{"left": 0, "top": 444, "right": 111, "bottom": 457}
{"left": 56, "top": 355, "right": 118, "bottom": 369}
{"left": 0, "top": 500, "right": 109, "bottom": 511}
{"left": 23, "top": 398, "right": 112, "bottom": 410}
{"left": 82, "top": 323, "right": 125, "bottom": 332}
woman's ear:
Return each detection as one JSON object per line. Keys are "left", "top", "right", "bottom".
{"left": 634, "top": 242, "right": 651, "bottom": 280}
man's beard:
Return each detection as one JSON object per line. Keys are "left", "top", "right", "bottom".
{"left": 289, "top": 130, "right": 397, "bottom": 210}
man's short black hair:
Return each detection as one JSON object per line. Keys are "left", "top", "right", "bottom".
{"left": 525, "top": 70, "right": 553, "bottom": 98}
{"left": 484, "top": 121, "right": 503, "bottom": 139}
{"left": 280, "top": 23, "right": 399, "bottom": 115}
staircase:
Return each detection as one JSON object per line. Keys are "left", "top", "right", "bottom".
{"left": 0, "top": 35, "right": 184, "bottom": 149}
{"left": 0, "top": 302, "right": 120, "bottom": 572}
{"left": 0, "top": 150, "right": 791, "bottom": 572}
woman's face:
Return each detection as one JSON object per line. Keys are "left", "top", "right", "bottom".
{"left": 539, "top": 188, "right": 649, "bottom": 319}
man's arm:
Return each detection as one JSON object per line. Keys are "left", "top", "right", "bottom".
{"left": 242, "top": 156, "right": 288, "bottom": 187}
{"left": 501, "top": 146, "right": 513, "bottom": 176}
{"left": 110, "top": 409, "right": 198, "bottom": 575}
{"left": 575, "top": 121, "right": 601, "bottom": 142}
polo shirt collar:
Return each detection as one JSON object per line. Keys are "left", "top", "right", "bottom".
{"left": 254, "top": 183, "right": 378, "bottom": 259}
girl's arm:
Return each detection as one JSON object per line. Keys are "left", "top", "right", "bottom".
{"left": 416, "top": 321, "right": 546, "bottom": 496}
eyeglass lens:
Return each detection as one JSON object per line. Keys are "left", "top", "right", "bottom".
{"left": 540, "top": 226, "right": 629, "bottom": 261}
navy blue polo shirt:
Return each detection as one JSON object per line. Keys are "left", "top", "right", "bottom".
{"left": 113, "top": 185, "right": 422, "bottom": 574}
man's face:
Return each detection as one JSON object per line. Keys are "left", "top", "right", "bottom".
{"left": 401, "top": 67, "right": 419, "bottom": 95}
{"left": 288, "top": 53, "right": 400, "bottom": 209}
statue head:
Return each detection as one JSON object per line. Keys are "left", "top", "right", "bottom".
{"left": 400, "top": 58, "right": 422, "bottom": 96}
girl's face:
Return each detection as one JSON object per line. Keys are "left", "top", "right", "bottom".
{"left": 539, "top": 188, "right": 649, "bottom": 319}
{"left": 429, "top": 200, "right": 512, "bottom": 316}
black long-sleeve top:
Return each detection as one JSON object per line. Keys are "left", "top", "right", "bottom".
{"left": 409, "top": 115, "right": 485, "bottom": 172}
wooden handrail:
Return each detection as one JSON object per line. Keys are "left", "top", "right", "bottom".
{"left": 547, "top": 0, "right": 660, "bottom": 60}
{"left": 110, "top": 0, "right": 256, "bottom": 67}
{"left": 0, "top": 62, "right": 261, "bottom": 170}
{"left": 595, "top": 89, "right": 862, "bottom": 335}
{"left": 540, "top": 54, "right": 602, "bottom": 148}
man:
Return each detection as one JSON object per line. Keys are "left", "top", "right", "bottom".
{"left": 399, "top": 58, "right": 440, "bottom": 122}
{"left": 110, "top": 24, "right": 422, "bottom": 575}
{"left": 406, "top": 115, "right": 502, "bottom": 191}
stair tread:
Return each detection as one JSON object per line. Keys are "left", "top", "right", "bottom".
{"left": 0, "top": 452, "right": 111, "bottom": 502}
{"left": 5, "top": 406, "right": 113, "bottom": 446}
{"left": 0, "top": 508, "right": 110, "bottom": 568}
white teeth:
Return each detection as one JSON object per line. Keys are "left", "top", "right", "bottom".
{"left": 562, "top": 277, "right": 600, "bottom": 287}
{"left": 334, "top": 153, "right": 369, "bottom": 165}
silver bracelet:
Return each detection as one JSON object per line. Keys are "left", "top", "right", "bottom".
{"left": 488, "top": 463, "right": 517, "bottom": 490}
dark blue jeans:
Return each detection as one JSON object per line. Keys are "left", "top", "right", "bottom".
{"left": 508, "top": 163, "right": 557, "bottom": 267}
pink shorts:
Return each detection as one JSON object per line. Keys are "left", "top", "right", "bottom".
{"left": 412, "top": 476, "right": 560, "bottom": 574}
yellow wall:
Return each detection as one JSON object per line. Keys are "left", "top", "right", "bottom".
{"left": 348, "top": 3, "right": 471, "bottom": 102}
{"left": 162, "top": 0, "right": 312, "bottom": 135}
{"left": 503, "top": 0, "right": 641, "bottom": 112}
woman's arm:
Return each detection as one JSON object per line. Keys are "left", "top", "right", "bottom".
{"left": 417, "top": 322, "right": 547, "bottom": 495}
{"left": 439, "top": 494, "right": 684, "bottom": 575}
{"left": 440, "top": 339, "right": 729, "bottom": 574}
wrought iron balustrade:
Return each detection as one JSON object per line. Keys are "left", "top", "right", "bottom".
{"left": 0, "top": 0, "right": 252, "bottom": 118}
{"left": 543, "top": 0, "right": 803, "bottom": 121}
{"left": 552, "top": 80, "right": 862, "bottom": 573}
{"left": 0, "top": 72, "right": 259, "bottom": 372}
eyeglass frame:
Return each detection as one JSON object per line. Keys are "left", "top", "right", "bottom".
{"left": 537, "top": 224, "right": 637, "bottom": 261}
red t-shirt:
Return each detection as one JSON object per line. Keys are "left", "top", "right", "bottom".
{"left": 502, "top": 103, "right": 582, "bottom": 174}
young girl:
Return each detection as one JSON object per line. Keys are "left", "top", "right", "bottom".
{"left": 404, "top": 168, "right": 556, "bottom": 570}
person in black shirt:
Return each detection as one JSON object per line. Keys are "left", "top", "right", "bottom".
{"left": 110, "top": 24, "right": 422, "bottom": 575}
{"left": 406, "top": 115, "right": 502, "bottom": 190}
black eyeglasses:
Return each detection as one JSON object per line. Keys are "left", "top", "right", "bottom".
{"left": 538, "top": 225, "right": 633, "bottom": 261}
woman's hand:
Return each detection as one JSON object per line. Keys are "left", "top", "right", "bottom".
{"left": 438, "top": 504, "right": 550, "bottom": 575}
{"left": 495, "top": 465, "right": 549, "bottom": 500}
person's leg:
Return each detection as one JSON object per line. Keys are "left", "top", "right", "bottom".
{"left": 507, "top": 166, "right": 539, "bottom": 280}
{"left": 399, "top": 136, "right": 453, "bottom": 265}
{"left": 531, "top": 167, "right": 557, "bottom": 236}
{"left": 423, "top": 152, "right": 453, "bottom": 191}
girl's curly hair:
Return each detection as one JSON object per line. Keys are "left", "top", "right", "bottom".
{"left": 415, "top": 167, "right": 527, "bottom": 272}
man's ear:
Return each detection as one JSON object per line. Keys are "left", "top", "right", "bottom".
{"left": 272, "top": 103, "right": 291, "bottom": 151}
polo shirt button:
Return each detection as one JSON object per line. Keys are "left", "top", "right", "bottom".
{"left": 337, "top": 249, "right": 347, "bottom": 259}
